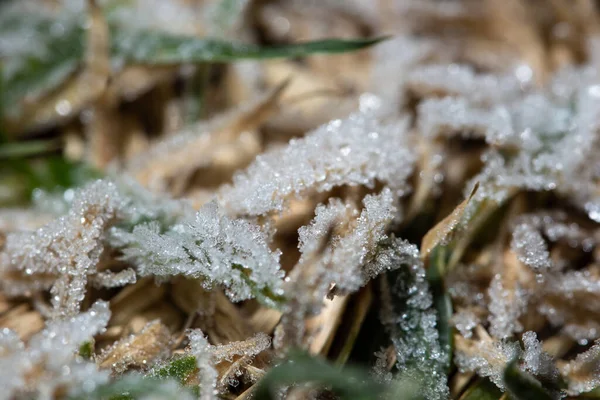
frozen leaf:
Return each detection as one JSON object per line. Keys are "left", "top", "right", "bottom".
{"left": 1, "top": 180, "right": 124, "bottom": 316}
{"left": 112, "top": 31, "right": 387, "bottom": 65}
{"left": 417, "top": 97, "right": 512, "bottom": 141}
{"left": 219, "top": 102, "right": 414, "bottom": 216}
{"left": 406, "top": 64, "right": 525, "bottom": 105}
{"left": 378, "top": 238, "right": 450, "bottom": 399}
{"left": 185, "top": 330, "right": 270, "bottom": 399}
{"left": 111, "top": 200, "right": 285, "bottom": 307}
{"left": 280, "top": 190, "right": 397, "bottom": 347}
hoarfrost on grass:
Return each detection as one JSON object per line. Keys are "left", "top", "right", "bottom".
{"left": 487, "top": 274, "right": 528, "bottom": 339}
{"left": 377, "top": 238, "right": 450, "bottom": 400}
{"left": 1, "top": 180, "right": 124, "bottom": 316}
{"left": 219, "top": 103, "right": 414, "bottom": 216}
{"left": 0, "top": 301, "right": 110, "bottom": 400}
{"left": 112, "top": 200, "right": 284, "bottom": 305}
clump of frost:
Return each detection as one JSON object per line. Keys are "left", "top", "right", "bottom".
{"left": 219, "top": 101, "right": 414, "bottom": 216}
{"left": 406, "top": 64, "right": 526, "bottom": 105}
{"left": 451, "top": 308, "right": 480, "bottom": 339}
{"left": 456, "top": 330, "right": 560, "bottom": 394}
{"left": 521, "top": 331, "right": 560, "bottom": 385}
{"left": 455, "top": 334, "right": 521, "bottom": 390}
{"left": 279, "top": 190, "right": 398, "bottom": 348}
{"left": 538, "top": 269, "right": 600, "bottom": 342}
{"left": 186, "top": 330, "right": 271, "bottom": 399}
{"left": 560, "top": 340, "right": 600, "bottom": 395}
{"left": 487, "top": 275, "right": 528, "bottom": 339}
{"left": 417, "top": 97, "right": 512, "bottom": 141}
{"left": 110, "top": 200, "right": 284, "bottom": 306}
{"left": 377, "top": 238, "right": 450, "bottom": 400}
{"left": 297, "top": 188, "right": 397, "bottom": 299}
{"left": 187, "top": 330, "right": 218, "bottom": 400}
{"left": 511, "top": 222, "right": 552, "bottom": 271}
{"left": 1, "top": 180, "right": 124, "bottom": 317}
{"left": 0, "top": 301, "right": 110, "bottom": 399}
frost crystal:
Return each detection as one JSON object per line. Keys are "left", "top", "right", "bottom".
{"left": 1, "top": 180, "right": 124, "bottom": 316}
{"left": 407, "top": 64, "right": 525, "bottom": 105}
{"left": 455, "top": 331, "right": 521, "bottom": 390}
{"left": 511, "top": 222, "right": 552, "bottom": 271}
{"left": 0, "top": 301, "right": 110, "bottom": 399}
{"left": 521, "top": 331, "right": 560, "bottom": 384}
{"left": 296, "top": 189, "right": 397, "bottom": 300}
{"left": 378, "top": 238, "right": 450, "bottom": 400}
{"left": 112, "top": 200, "right": 284, "bottom": 305}
{"left": 487, "top": 274, "right": 528, "bottom": 339}
{"left": 451, "top": 308, "right": 480, "bottom": 339}
{"left": 187, "top": 330, "right": 218, "bottom": 400}
{"left": 219, "top": 106, "right": 414, "bottom": 216}
{"left": 417, "top": 97, "right": 512, "bottom": 141}
{"left": 560, "top": 340, "right": 600, "bottom": 395}
{"left": 186, "top": 330, "right": 271, "bottom": 399}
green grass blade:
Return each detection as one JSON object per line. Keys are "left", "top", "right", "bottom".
{"left": 503, "top": 359, "right": 554, "bottom": 400}
{"left": 112, "top": 31, "right": 387, "bottom": 64}
{"left": 253, "top": 350, "right": 385, "bottom": 400}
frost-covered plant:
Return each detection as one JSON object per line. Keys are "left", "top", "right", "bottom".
{"left": 1, "top": 180, "right": 125, "bottom": 317}
{"left": 219, "top": 101, "right": 414, "bottom": 216}
{"left": 110, "top": 200, "right": 285, "bottom": 307}
{"left": 455, "top": 328, "right": 559, "bottom": 394}
{"left": 377, "top": 238, "right": 450, "bottom": 400}
{"left": 278, "top": 189, "right": 397, "bottom": 347}
{"left": 185, "top": 329, "right": 271, "bottom": 399}
{"left": 0, "top": 301, "right": 110, "bottom": 399}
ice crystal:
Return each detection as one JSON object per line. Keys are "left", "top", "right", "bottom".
{"left": 538, "top": 269, "right": 600, "bottom": 342}
{"left": 186, "top": 330, "right": 270, "bottom": 399}
{"left": 407, "top": 64, "right": 525, "bottom": 105}
{"left": 377, "top": 238, "right": 450, "bottom": 400}
{"left": 0, "top": 301, "right": 110, "bottom": 399}
{"left": 455, "top": 332, "right": 521, "bottom": 390}
{"left": 1, "top": 180, "right": 124, "bottom": 316}
{"left": 112, "top": 200, "right": 284, "bottom": 305}
{"left": 511, "top": 222, "right": 555, "bottom": 271}
{"left": 521, "top": 331, "right": 560, "bottom": 384}
{"left": 219, "top": 104, "right": 414, "bottom": 216}
{"left": 280, "top": 190, "right": 397, "bottom": 347}
{"left": 560, "top": 340, "right": 600, "bottom": 395}
{"left": 487, "top": 274, "right": 528, "bottom": 339}
{"left": 417, "top": 97, "right": 512, "bottom": 141}
{"left": 297, "top": 188, "right": 397, "bottom": 298}
{"left": 451, "top": 308, "right": 480, "bottom": 339}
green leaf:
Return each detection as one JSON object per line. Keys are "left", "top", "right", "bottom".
{"left": 253, "top": 350, "right": 385, "bottom": 400}
{"left": 0, "top": 156, "right": 102, "bottom": 206}
{"left": 0, "top": 139, "right": 62, "bottom": 159}
{"left": 78, "top": 341, "right": 94, "bottom": 360}
{"left": 151, "top": 355, "right": 197, "bottom": 384}
{"left": 232, "top": 263, "right": 286, "bottom": 309}
{"left": 459, "top": 379, "right": 503, "bottom": 400}
{"left": 503, "top": 359, "right": 554, "bottom": 400}
{"left": 426, "top": 246, "right": 454, "bottom": 373}
{"left": 111, "top": 30, "right": 387, "bottom": 65}
{"left": 69, "top": 375, "right": 192, "bottom": 400}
